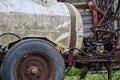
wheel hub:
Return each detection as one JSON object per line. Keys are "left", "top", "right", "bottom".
{"left": 29, "top": 66, "right": 39, "bottom": 75}
{"left": 14, "top": 51, "right": 55, "bottom": 80}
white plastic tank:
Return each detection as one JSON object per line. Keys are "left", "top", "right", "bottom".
{"left": 0, "top": 0, "right": 83, "bottom": 48}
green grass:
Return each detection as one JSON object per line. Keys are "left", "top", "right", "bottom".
{"left": 64, "top": 67, "right": 120, "bottom": 80}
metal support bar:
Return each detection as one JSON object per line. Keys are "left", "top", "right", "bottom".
{"left": 104, "top": 62, "right": 113, "bottom": 80}
{"left": 80, "top": 65, "right": 89, "bottom": 79}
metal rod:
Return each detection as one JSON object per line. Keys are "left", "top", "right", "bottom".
{"left": 108, "top": 62, "right": 113, "bottom": 80}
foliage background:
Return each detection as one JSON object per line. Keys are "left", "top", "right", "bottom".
{"left": 64, "top": 67, "right": 120, "bottom": 80}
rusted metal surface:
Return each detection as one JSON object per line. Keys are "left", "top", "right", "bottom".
{"left": 74, "top": 4, "right": 89, "bottom": 9}
{"left": 58, "top": 0, "right": 87, "bottom": 3}
{"left": 62, "top": 0, "right": 120, "bottom": 80}
{"left": 14, "top": 51, "right": 55, "bottom": 80}
{"left": 63, "top": 50, "right": 120, "bottom": 63}
{"left": 69, "top": 55, "right": 120, "bottom": 63}
{"left": 63, "top": 53, "right": 120, "bottom": 80}
{"left": 116, "top": 46, "right": 120, "bottom": 50}
{"left": 65, "top": 0, "right": 120, "bottom": 61}
{"left": 104, "top": 62, "right": 113, "bottom": 80}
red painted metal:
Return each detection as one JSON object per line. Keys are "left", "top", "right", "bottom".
{"left": 64, "top": 0, "right": 120, "bottom": 80}
{"left": 74, "top": 4, "right": 89, "bottom": 9}
{"left": 87, "top": 0, "right": 99, "bottom": 26}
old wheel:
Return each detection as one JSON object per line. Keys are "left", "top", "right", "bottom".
{"left": 0, "top": 39, "right": 65, "bottom": 80}
{"left": 15, "top": 51, "right": 55, "bottom": 80}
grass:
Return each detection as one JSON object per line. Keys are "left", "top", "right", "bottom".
{"left": 64, "top": 67, "right": 120, "bottom": 80}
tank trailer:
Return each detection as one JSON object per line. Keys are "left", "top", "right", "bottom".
{"left": 0, "top": 0, "right": 120, "bottom": 80}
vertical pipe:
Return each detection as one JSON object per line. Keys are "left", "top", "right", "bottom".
{"left": 105, "top": 62, "right": 113, "bottom": 80}
{"left": 108, "top": 63, "right": 112, "bottom": 80}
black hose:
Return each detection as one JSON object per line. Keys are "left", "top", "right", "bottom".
{"left": 63, "top": 47, "right": 92, "bottom": 56}
{"left": 91, "top": 0, "right": 120, "bottom": 29}
{"left": 0, "top": 32, "right": 22, "bottom": 41}
{"left": 96, "top": 30, "right": 114, "bottom": 43}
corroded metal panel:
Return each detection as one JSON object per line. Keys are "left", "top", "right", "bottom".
{"left": 0, "top": 0, "right": 83, "bottom": 48}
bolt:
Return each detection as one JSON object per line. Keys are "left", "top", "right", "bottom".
{"left": 31, "top": 68, "right": 39, "bottom": 75}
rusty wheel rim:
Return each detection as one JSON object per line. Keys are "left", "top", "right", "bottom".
{"left": 14, "top": 51, "right": 55, "bottom": 80}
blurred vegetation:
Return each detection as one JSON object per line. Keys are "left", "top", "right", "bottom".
{"left": 64, "top": 67, "right": 120, "bottom": 80}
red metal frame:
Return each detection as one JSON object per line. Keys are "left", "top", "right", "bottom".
{"left": 88, "top": 0, "right": 99, "bottom": 26}
{"left": 67, "top": 0, "right": 120, "bottom": 80}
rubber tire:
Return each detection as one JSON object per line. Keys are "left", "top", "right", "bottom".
{"left": 0, "top": 39, "right": 65, "bottom": 80}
